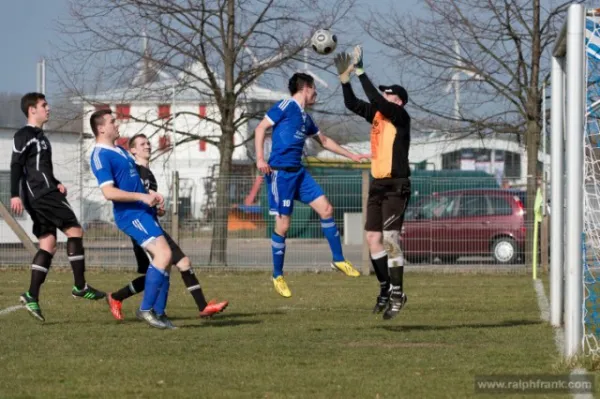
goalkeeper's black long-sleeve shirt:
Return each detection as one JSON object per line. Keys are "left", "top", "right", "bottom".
{"left": 10, "top": 125, "right": 62, "bottom": 200}
{"left": 342, "top": 73, "right": 411, "bottom": 180}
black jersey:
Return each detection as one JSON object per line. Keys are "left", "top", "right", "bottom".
{"left": 10, "top": 125, "right": 62, "bottom": 200}
{"left": 136, "top": 163, "right": 158, "bottom": 193}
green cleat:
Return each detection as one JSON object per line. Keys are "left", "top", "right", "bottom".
{"left": 19, "top": 292, "right": 45, "bottom": 322}
{"left": 72, "top": 284, "right": 106, "bottom": 300}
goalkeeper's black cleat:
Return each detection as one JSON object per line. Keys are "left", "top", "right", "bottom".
{"left": 372, "top": 295, "right": 390, "bottom": 314}
{"left": 383, "top": 291, "right": 407, "bottom": 320}
{"left": 72, "top": 284, "right": 106, "bottom": 300}
{"left": 19, "top": 292, "right": 45, "bottom": 322}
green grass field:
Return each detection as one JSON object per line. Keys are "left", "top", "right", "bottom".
{"left": 0, "top": 270, "right": 592, "bottom": 398}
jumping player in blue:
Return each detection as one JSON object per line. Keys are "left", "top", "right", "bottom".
{"left": 89, "top": 109, "right": 174, "bottom": 329}
{"left": 255, "top": 72, "right": 369, "bottom": 297}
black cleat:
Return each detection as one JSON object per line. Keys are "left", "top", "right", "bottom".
{"left": 383, "top": 291, "right": 407, "bottom": 320}
{"left": 19, "top": 292, "right": 45, "bottom": 322}
{"left": 72, "top": 284, "right": 106, "bottom": 300}
{"left": 372, "top": 295, "right": 390, "bottom": 314}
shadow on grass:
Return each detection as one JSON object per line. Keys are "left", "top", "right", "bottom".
{"left": 171, "top": 310, "right": 285, "bottom": 321}
{"left": 377, "top": 319, "right": 542, "bottom": 332}
{"left": 178, "top": 319, "right": 263, "bottom": 329}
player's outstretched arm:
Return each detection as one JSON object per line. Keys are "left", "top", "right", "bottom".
{"left": 352, "top": 45, "right": 409, "bottom": 127}
{"left": 254, "top": 117, "right": 272, "bottom": 174}
{"left": 335, "top": 53, "right": 376, "bottom": 123}
{"left": 315, "top": 133, "right": 370, "bottom": 163}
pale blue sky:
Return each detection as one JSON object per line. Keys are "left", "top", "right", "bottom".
{"left": 0, "top": 0, "right": 421, "bottom": 96}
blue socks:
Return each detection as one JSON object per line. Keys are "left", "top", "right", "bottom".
{"left": 321, "top": 217, "right": 344, "bottom": 262}
{"left": 271, "top": 232, "right": 286, "bottom": 278}
{"left": 140, "top": 265, "right": 167, "bottom": 311}
{"left": 153, "top": 271, "right": 170, "bottom": 316}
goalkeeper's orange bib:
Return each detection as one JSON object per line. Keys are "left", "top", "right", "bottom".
{"left": 370, "top": 111, "right": 397, "bottom": 179}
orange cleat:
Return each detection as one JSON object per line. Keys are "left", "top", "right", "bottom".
{"left": 106, "top": 293, "right": 124, "bottom": 321}
{"left": 199, "top": 299, "right": 229, "bottom": 318}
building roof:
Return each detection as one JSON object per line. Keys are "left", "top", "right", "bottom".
{"left": 79, "top": 61, "right": 287, "bottom": 104}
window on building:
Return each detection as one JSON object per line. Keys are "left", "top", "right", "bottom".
{"left": 115, "top": 104, "right": 131, "bottom": 120}
{"left": 94, "top": 103, "right": 110, "bottom": 111}
{"left": 158, "top": 135, "right": 171, "bottom": 150}
{"left": 158, "top": 104, "right": 171, "bottom": 120}
{"left": 115, "top": 137, "right": 129, "bottom": 150}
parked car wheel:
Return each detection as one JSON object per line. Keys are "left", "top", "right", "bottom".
{"left": 491, "top": 237, "right": 517, "bottom": 264}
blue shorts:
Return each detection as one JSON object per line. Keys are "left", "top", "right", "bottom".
{"left": 265, "top": 168, "right": 324, "bottom": 216}
{"left": 118, "top": 212, "right": 164, "bottom": 248}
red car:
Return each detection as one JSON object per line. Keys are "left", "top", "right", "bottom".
{"left": 401, "top": 189, "right": 526, "bottom": 264}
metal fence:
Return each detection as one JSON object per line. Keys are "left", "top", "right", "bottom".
{"left": 0, "top": 171, "right": 540, "bottom": 271}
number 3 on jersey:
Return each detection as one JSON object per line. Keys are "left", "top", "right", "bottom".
{"left": 282, "top": 200, "right": 291, "bottom": 207}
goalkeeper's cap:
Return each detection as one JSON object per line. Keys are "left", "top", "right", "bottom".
{"left": 379, "top": 85, "right": 408, "bottom": 105}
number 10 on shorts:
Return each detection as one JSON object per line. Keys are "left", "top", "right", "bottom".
{"left": 282, "top": 200, "right": 291, "bottom": 207}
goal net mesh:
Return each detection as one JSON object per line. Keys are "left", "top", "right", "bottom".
{"left": 583, "top": 11, "right": 600, "bottom": 356}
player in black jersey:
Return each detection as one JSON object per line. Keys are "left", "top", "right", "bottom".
{"left": 10, "top": 92, "right": 105, "bottom": 322}
{"left": 106, "top": 134, "right": 228, "bottom": 323}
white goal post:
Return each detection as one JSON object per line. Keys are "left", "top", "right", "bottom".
{"left": 551, "top": 3, "right": 585, "bottom": 359}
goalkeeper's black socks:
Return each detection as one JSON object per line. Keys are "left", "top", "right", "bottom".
{"left": 112, "top": 276, "right": 146, "bottom": 301}
{"left": 389, "top": 265, "right": 404, "bottom": 293}
{"left": 370, "top": 250, "right": 390, "bottom": 285}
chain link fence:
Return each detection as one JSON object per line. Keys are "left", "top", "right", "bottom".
{"left": 0, "top": 169, "right": 540, "bottom": 271}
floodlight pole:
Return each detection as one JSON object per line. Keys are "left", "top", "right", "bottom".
{"left": 564, "top": 3, "right": 585, "bottom": 359}
{"left": 550, "top": 56, "right": 564, "bottom": 328}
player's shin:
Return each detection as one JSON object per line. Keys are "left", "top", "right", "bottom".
{"left": 140, "top": 265, "right": 167, "bottom": 311}
{"left": 383, "top": 230, "right": 404, "bottom": 292}
{"left": 153, "top": 270, "right": 170, "bottom": 316}
{"left": 180, "top": 268, "right": 208, "bottom": 311}
{"left": 112, "top": 276, "right": 145, "bottom": 301}
{"left": 370, "top": 250, "right": 390, "bottom": 293}
{"left": 28, "top": 249, "right": 53, "bottom": 299}
{"left": 67, "top": 237, "right": 86, "bottom": 290}
{"left": 271, "top": 232, "right": 286, "bottom": 278}
{"left": 321, "top": 217, "right": 344, "bottom": 262}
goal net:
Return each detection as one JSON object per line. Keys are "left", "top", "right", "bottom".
{"left": 583, "top": 10, "right": 600, "bottom": 356}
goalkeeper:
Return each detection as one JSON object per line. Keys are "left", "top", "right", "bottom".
{"left": 335, "top": 47, "right": 411, "bottom": 320}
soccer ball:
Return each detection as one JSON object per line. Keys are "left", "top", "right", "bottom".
{"left": 311, "top": 29, "right": 338, "bottom": 55}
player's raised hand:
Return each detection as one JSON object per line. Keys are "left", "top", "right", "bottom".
{"left": 334, "top": 52, "right": 354, "bottom": 83}
{"left": 10, "top": 197, "right": 23, "bottom": 216}
{"left": 352, "top": 45, "right": 364, "bottom": 75}
{"left": 257, "top": 159, "right": 271, "bottom": 174}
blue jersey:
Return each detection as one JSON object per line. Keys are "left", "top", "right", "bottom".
{"left": 266, "top": 98, "right": 320, "bottom": 168}
{"left": 90, "top": 144, "right": 151, "bottom": 222}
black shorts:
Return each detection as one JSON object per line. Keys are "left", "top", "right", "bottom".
{"left": 23, "top": 191, "right": 80, "bottom": 238}
{"left": 131, "top": 229, "right": 186, "bottom": 273}
{"left": 365, "top": 178, "right": 411, "bottom": 232}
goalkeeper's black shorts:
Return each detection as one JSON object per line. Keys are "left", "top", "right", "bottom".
{"left": 365, "top": 178, "right": 411, "bottom": 232}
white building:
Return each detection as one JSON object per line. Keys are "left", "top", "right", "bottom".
{"left": 0, "top": 126, "right": 88, "bottom": 243}
{"left": 78, "top": 61, "right": 286, "bottom": 221}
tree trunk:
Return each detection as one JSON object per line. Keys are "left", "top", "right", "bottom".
{"left": 209, "top": 131, "right": 234, "bottom": 266}
{"left": 524, "top": 120, "right": 540, "bottom": 267}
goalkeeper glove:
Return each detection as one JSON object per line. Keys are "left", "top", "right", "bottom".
{"left": 334, "top": 52, "right": 354, "bottom": 83}
{"left": 352, "top": 45, "right": 364, "bottom": 76}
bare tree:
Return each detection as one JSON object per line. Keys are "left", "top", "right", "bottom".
{"left": 365, "top": 0, "right": 579, "bottom": 264}
{"left": 54, "top": 0, "right": 356, "bottom": 265}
